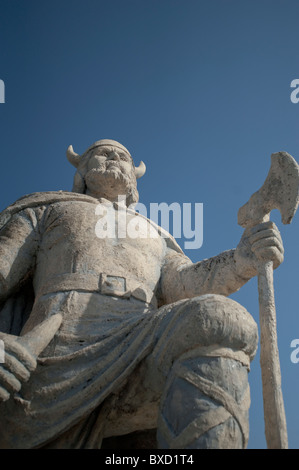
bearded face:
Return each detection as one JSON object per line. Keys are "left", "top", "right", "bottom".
{"left": 83, "top": 146, "right": 138, "bottom": 203}
{"left": 67, "top": 140, "right": 146, "bottom": 206}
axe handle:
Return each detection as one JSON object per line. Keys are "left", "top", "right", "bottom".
{"left": 257, "top": 259, "right": 288, "bottom": 449}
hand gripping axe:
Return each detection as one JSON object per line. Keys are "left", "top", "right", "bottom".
{"left": 238, "top": 151, "right": 299, "bottom": 449}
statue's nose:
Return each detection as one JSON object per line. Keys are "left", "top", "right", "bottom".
{"left": 108, "top": 151, "right": 120, "bottom": 161}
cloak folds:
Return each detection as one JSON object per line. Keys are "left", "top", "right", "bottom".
{"left": 0, "top": 297, "right": 161, "bottom": 448}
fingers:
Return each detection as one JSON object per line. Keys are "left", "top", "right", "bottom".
{"left": 251, "top": 233, "right": 284, "bottom": 255}
{"left": 236, "top": 221, "right": 285, "bottom": 279}
{"left": 0, "top": 366, "right": 21, "bottom": 395}
{"left": 0, "top": 336, "right": 37, "bottom": 403}
{"left": 248, "top": 222, "right": 284, "bottom": 267}
{"left": 4, "top": 352, "right": 32, "bottom": 382}
{"left": 0, "top": 351, "right": 32, "bottom": 403}
{"left": 252, "top": 245, "right": 284, "bottom": 267}
{"left": 0, "top": 384, "right": 10, "bottom": 402}
{"left": 247, "top": 221, "right": 276, "bottom": 236}
{"left": 0, "top": 336, "right": 37, "bottom": 372}
{"left": 249, "top": 228, "right": 282, "bottom": 246}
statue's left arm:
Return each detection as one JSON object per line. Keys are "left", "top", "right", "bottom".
{"left": 160, "top": 221, "right": 284, "bottom": 304}
{"left": 0, "top": 206, "right": 43, "bottom": 401}
{"left": 0, "top": 207, "right": 41, "bottom": 305}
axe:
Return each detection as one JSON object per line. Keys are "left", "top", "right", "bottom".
{"left": 238, "top": 151, "right": 299, "bottom": 449}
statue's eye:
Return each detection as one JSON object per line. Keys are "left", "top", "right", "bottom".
{"left": 120, "top": 154, "right": 129, "bottom": 161}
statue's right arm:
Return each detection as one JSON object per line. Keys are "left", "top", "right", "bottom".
{"left": 0, "top": 207, "right": 40, "bottom": 401}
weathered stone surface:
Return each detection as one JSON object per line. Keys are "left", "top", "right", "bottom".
{"left": 0, "top": 139, "right": 286, "bottom": 448}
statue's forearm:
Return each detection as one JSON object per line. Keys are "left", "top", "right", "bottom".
{"left": 180, "top": 249, "right": 251, "bottom": 298}
{"left": 161, "top": 249, "right": 251, "bottom": 304}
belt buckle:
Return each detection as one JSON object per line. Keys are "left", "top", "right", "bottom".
{"left": 100, "top": 274, "right": 130, "bottom": 298}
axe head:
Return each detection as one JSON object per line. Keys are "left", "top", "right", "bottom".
{"left": 238, "top": 152, "right": 299, "bottom": 228}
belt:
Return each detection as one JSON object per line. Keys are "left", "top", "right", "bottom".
{"left": 36, "top": 272, "right": 157, "bottom": 308}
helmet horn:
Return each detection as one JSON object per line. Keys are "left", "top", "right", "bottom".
{"left": 66, "top": 145, "right": 81, "bottom": 168}
{"left": 135, "top": 161, "right": 146, "bottom": 179}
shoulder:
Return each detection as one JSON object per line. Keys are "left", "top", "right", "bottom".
{"left": 0, "top": 191, "right": 98, "bottom": 230}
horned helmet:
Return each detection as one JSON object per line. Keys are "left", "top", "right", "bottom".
{"left": 66, "top": 139, "right": 146, "bottom": 204}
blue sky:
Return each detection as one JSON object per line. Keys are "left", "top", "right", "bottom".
{"left": 0, "top": 0, "right": 298, "bottom": 449}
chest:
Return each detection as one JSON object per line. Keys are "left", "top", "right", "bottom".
{"left": 40, "top": 202, "right": 166, "bottom": 275}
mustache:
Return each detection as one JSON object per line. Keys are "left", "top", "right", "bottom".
{"left": 86, "top": 166, "right": 124, "bottom": 179}
{"left": 85, "top": 166, "right": 135, "bottom": 187}
{"left": 89, "top": 160, "right": 127, "bottom": 173}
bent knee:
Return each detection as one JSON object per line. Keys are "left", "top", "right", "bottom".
{"left": 151, "top": 294, "right": 258, "bottom": 376}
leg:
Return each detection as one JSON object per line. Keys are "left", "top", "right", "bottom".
{"left": 157, "top": 355, "right": 250, "bottom": 449}
{"left": 147, "top": 294, "right": 258, "bottom": 449}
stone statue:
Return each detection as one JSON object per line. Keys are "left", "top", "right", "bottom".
{"left": 0, "top": 139, "right": 285, "bottom": 449}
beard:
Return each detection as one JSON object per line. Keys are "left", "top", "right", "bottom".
{"left": 84, "top": 161, "right": 137, "bottom": 202}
